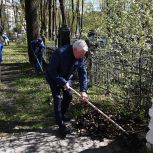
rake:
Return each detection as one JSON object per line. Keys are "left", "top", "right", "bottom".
{"left": 69, "top": 86, "right": 129, "bottom": 135}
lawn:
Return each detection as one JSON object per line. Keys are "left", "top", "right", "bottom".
{"left": 0, "top": 42, "right": 53, "bottom": 133}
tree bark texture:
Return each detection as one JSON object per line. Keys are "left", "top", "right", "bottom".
{"left": 25, "top": 0, "right": 39, "bottom": 64}
{"left": 59, "top": 0, "right": 66, "bottom": 25}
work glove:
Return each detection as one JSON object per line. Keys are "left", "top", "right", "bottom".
{"left": 81, "top": 92, "right": 88, "bottom": 102}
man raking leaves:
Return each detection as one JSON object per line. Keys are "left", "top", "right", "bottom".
{"left": 45, "top": 39, "right": 89, "bottom": 137}
{"left": 44, "top": 39, "right": 128, "bottom": 137}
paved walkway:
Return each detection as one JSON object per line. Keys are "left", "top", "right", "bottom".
{"left": 0, "top": 125, "right": 112, "bottom": 153}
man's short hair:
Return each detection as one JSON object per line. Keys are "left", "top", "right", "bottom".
{"left": 73, "top": 39, "right": 88, "bottom": 52}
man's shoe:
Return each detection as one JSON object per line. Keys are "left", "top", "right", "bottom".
{"left": 59, "top": 125, "right": 70, "bottom": 136}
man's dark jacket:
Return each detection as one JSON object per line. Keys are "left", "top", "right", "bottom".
{"left": 46, "top": 45, "right": 87, "bottom": 92}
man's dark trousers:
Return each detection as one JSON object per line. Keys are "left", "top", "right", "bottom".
{"left": 49, "top": 80, "right": 72, "bottom": 127}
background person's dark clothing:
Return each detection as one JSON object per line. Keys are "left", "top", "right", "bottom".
{"left": 0, "top": 42, "right": 3, "bottom": 64}
{"left": 46, "top": 45, "right": 88, "bottom": 126}
{"left": 31, "top": 39, "right": 45, "bottom": 73}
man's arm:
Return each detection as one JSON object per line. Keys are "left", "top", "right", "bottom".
{"left": 78, "top": 58, "right": 88, "bottom": 101}
{"left": 78, "top": 58, "right": 88, "bottom": 92}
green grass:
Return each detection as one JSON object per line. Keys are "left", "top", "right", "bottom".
{"left": 0, "top": 42, "right": 54, "bottom": 131}
{"left": 2, "top": 43, "right": 28, "bottom": 63}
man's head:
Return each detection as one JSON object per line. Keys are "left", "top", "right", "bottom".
{"left": 72, "top": 39, "right": 88, "bottom": 59}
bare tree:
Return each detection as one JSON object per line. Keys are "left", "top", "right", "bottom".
{"left": 48, "top": 0, "right": 52, "bottom": 39}
{"left": 59, "top": 0, "right": 66, "bottom": 25}
{"left": 75, "top": 0, "right": 80, "bottom": 36}
{"left": 0, "top": 0, "right": 3, "bottom": 35}
{"left": 70, "top": 0, "right": 75, "bottom": 35}
{"left": 25, "top": 0, "right": 39, "bottom": 64}
{"left": 80, "top": 0, "right": 84, "bottom": 36}
{"left": 40, "top": 0, "right": 48, "bottom": 37}
{"left": 12, "top": 0, "right": 18, "bottom": 29}
{"left": 52, "top": 0, "right": 56, "bottom": 40}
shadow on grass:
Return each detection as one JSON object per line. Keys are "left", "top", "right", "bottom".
{"left": 7, "top": 43, "right": 28, "bottom": 51}
{"left": 0, "top": 62, "right": 53, "bottom": 130}
{"left": 0, "top": 86, "right": 53, "bottom": 123}
{"left": 1, "top": 62, "right": 39, "bottom": 83}
{"left": 1, "top": 62, "right": 31, "bottom": 71}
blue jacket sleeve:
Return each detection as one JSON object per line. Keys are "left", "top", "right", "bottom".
{"left": 78, "top": 58, "right": 88, "bottom": 92}
{"left": 47, "top": 50, "right": 67, "bottom": 86}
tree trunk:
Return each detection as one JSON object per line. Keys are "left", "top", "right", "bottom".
{"left": 0, "top": 0, "right": 3, "bottom": 35}
{"left": 80, "top": 0, "right": 84, "bottom": 36}
{"left": 40, "top": 0, "right": 43, "bottom": 34}
{"left": 75, "top": 0, "right": 80, "bottom": 36}
{"left": 25, "top": 0, "right": 39, "bottom": 64}
{"left": 59, "top": 0, "right": 66, "bottom": 25}
{"left": 52, "top": 0, "right": 55, "bottom": 40}
{"left": 40, "top": 0, "right": 47, "bottom": 37}
{"left": 48, "top": 0, "right": 52, "bottom": 40}
{"left": 12, "top": 0, "right": 18, "bottom": 29}
{"left": 70, "top": 0, "right": 75, "bottom": 35}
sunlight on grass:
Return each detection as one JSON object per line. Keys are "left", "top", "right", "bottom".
{"left": 0, "top": 42, "right": 54, "bottom": 129}
{"left": 2, "top": 42, "right": 28, "bottom": 63}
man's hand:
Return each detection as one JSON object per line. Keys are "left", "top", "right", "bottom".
{"left": 64, "top": 82, "right": 70, "bottom": 90}
{"left": 80, "top": 92, "right": 88, "bottom": 102}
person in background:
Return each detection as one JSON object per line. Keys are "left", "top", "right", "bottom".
{"left": 46, "top": 39, "right": 89, "bottom": 137}
{"left": 31, "top": 38, "right": 45, "bottom": 74}
{"left": 0, "top": 41, "right": 3, "bottom": 64}
{"left": 2, "top": 32, "right": 9, "bottom": 46}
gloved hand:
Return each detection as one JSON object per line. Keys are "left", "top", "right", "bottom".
{"left": 80, "top": 92, "right": 88, "bottom": 102}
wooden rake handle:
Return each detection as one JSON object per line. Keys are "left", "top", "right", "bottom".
{"left": 69, "top": 86, "right": 128, "bottom": 135}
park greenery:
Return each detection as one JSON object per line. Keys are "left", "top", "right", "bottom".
{"left": 0, "top": 0, "right": 153, "bottom": 151}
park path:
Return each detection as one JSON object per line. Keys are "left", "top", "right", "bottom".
{"left": 0, "top": 127, "right": 113, "bottom": 153}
